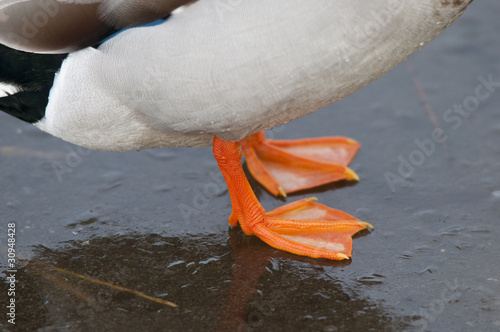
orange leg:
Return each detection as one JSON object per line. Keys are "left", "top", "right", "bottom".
{"left": 213, "top": 136, "right": 372, "bottom": 260}
{"left": 240, "top": 131, "right": 360, "bottom": 197}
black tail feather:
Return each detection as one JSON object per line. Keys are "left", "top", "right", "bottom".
{"left": 0, "top": 44, "right": 66, "bottom": 123}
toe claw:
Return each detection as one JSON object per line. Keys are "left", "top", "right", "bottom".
{"left": 345, "top": 167, "right": 360, "bottom": 181}
{"left": 359, "top": 221, "right": 374, "bottom": 229}
{"left": 337, "top": 253, "right": 350, "bottom": 260}
{"left": 278, "top": 186, "right": 287, "bottom": 198}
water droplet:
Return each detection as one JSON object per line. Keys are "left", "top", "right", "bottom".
{"left": 470, "top": 226, "right": 490, "bottom": 233}
{"left": 418, "top": 265, "right": 437, "bottom": 274}
{"left": 492, "top": 190, "right": 500, "bottom": 198}
{"left": 440, "top": 226, "right": 461, "bottom": 236}
{"left": 314, "top": 292, "right": 331, "bottom": 300}
{"left": 167, "top": 260, "right": 185, "bottom": 268}
{"left": 199, "top": 257, "right": 220, "bottom": 265}
{"left": 398, "top": 251, "right": 413, "bottom": 260}
{"left": 356, "top": 273, "right": 386, "bottom": 285}
{"left": 413, "top": 244, "right": 431, "bottom": 253}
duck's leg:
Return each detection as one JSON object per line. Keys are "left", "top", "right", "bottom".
{"left": 240, "top": 131, "right": 360, "bottom": 197}
{"left": 213, "top": 136, "right": 372, "bottom": 260}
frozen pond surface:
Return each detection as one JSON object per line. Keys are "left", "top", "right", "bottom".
{"left": 1, "top": 1, "right": 499, "bottom": 331}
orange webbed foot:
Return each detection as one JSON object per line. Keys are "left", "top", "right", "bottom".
{"left": 240, "top": 131, "right": 360, "bottom": 197}
{"left": 256, "top": 198, "right": 372, "bottom": 260}
{"left": 213, "top": 136, "right": 371, "bottom": 261}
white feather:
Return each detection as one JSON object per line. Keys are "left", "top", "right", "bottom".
{"left": 36, "top": 0, "right": 471, "bottom": 150}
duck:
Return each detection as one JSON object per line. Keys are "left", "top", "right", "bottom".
{"left": 0, "top": 0, "right": 473, "bottom": 260}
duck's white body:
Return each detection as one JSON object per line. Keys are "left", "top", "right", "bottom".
{"left": 36, "top": 0, "right": 470, "bottom": 151}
